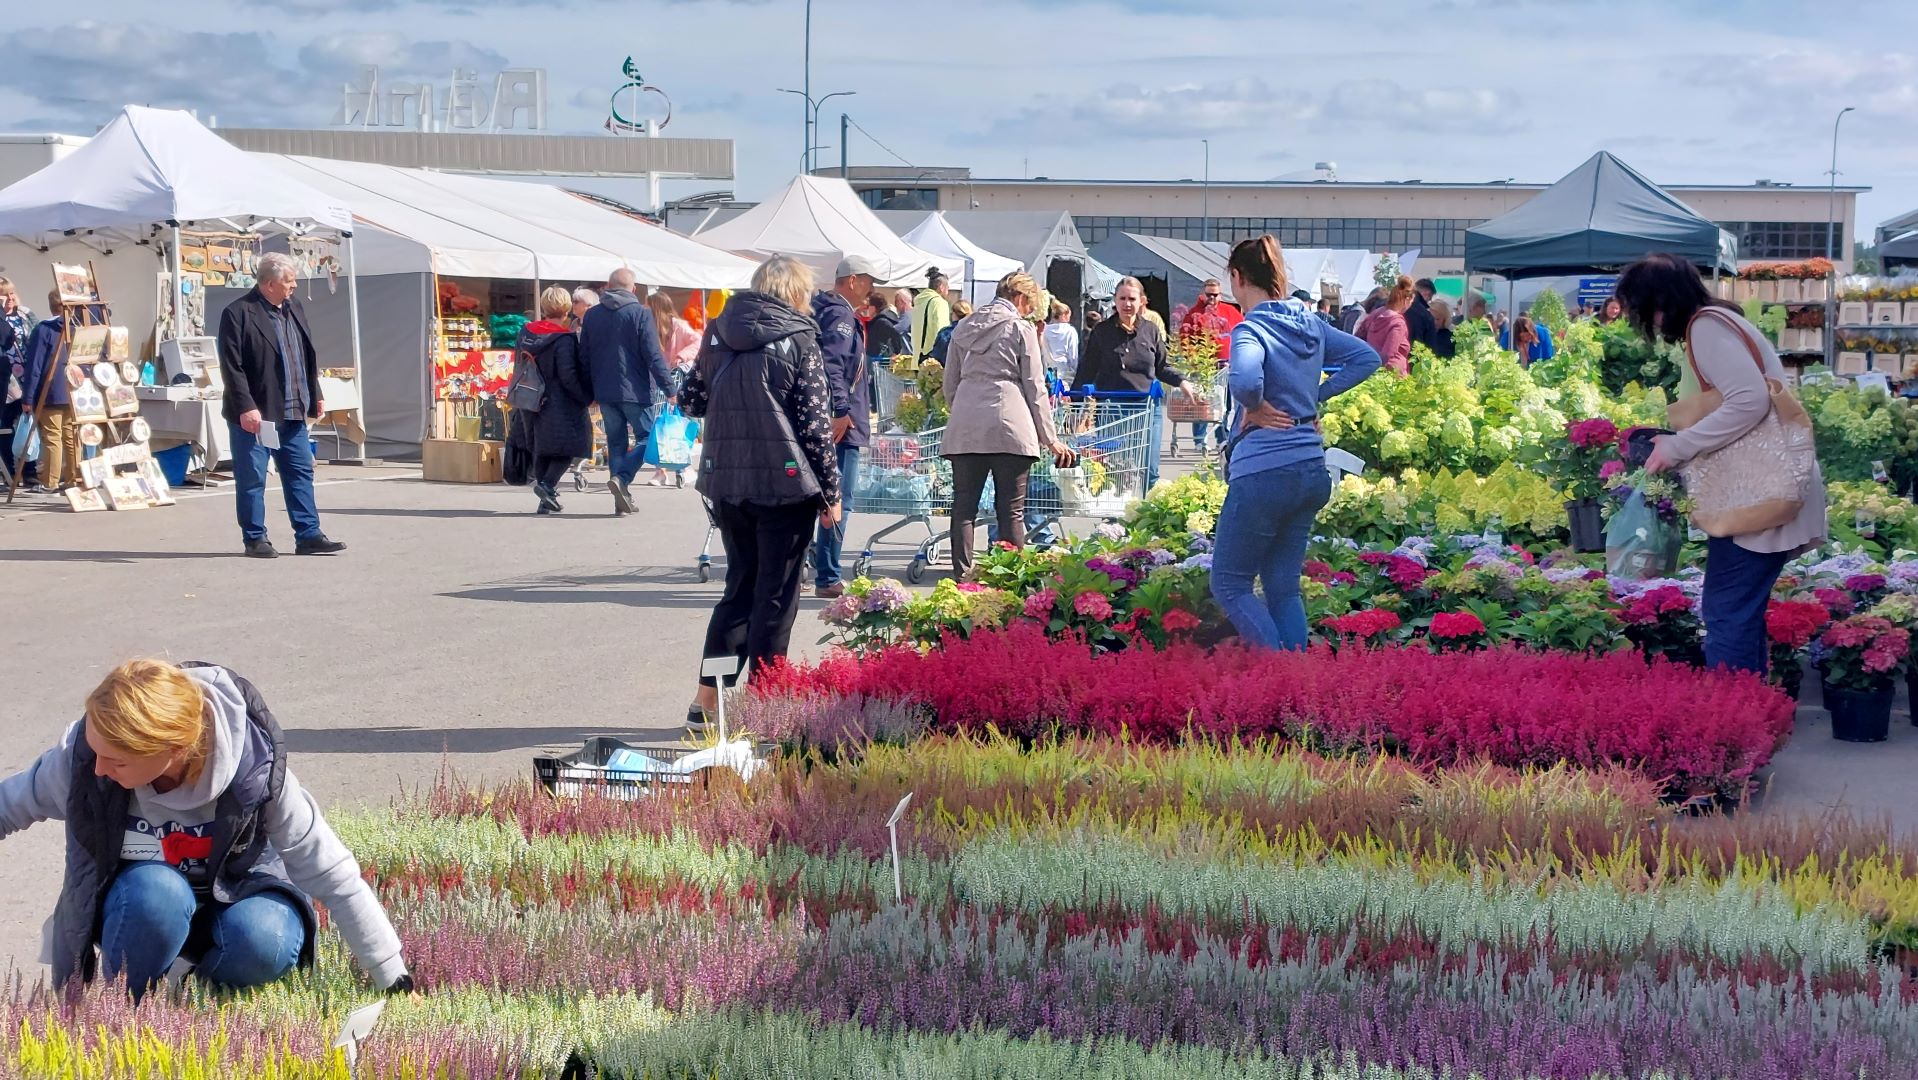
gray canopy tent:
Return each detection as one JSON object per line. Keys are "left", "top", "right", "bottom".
{"left": 1087, "top": 232, "right": 1229, "bottom": 319}
{"left": 1465, "top": 152, "right": 1737, "bottom": 278}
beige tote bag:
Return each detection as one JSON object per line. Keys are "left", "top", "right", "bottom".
{"left": 1667, "top": 308, "right": 1815, "bottom": 537}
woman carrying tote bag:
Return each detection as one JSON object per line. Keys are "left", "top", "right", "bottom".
{"left": 1625, "top": 254, "right": 1826, "bottom": 676}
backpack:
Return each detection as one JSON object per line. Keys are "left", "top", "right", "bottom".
{"left": 506, "top": 345, "right": 546, "bottom": 413}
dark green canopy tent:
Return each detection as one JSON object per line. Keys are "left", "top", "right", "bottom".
{"left": 1465, "top": 152, "right": 1736, "bottom": 279}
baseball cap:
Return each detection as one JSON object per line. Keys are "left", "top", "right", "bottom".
{"left": 835, "top": 254, "right": 881, "bottom": 280}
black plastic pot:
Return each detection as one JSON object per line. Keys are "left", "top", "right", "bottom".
{"left": 1827, "top": 681, "right": 1895, "bottom": 743}
{"left": 1565, "top": 498, "right": 1606, "bottom": 553}
{"left": 1908, "top": 669, "right": 1917, "bottom": 727}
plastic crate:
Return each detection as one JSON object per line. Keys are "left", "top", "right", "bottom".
{"left": 533, "top": 737, "right": 700, "bottom": 800}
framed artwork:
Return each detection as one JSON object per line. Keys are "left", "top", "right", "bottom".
{"left": 139, "top": 460, "right": 176, "bottom": 505}
{"left": 70, "top": 385, "right": 107, "bottom": 422}
{"left": 79, "top": 458, "right": 110, "bottom": 489}
{"left": 52, "top": 262, "right": 100, "bottom": 304}
{"left": 103, "top": 475, "right": 150, "bottom": 510}
{"left": 106, "top": 384, "right": 140, "bottom": 417}
{"left": 107, "top": 327, "right": 131, "bottom": 362}
{"left": 65, "top": 487, "right": 108, "bottom": 513}
{"left": 69, "top": 324, "right": 111, "bottom": 362}
{"left": 179, "top": 246, "right": 210, "bottom": 276}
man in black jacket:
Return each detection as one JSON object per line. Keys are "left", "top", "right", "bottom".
{"left": 1404, "top": 278, "right": 1439, "bottom": 353}
{"left": 579, "top": 267, "right": 674, "bottom": 515}
{"left": 217, "top": 252, "right": 344, "bottom": 559}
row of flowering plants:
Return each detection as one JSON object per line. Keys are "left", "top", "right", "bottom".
{"left": 14, "top": 726, "right": 1918, "bottom": 1077}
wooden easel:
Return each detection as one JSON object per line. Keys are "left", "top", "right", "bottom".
{"left": 6, "top": 262, "right": 143, "bottom": 506}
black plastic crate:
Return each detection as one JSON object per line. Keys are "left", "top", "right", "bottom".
{"left": 533, "top": 737, "right": 699, "bottom": 800}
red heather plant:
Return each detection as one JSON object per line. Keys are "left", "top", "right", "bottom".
{"left": 781, "top": 625, "right": 1795, "bottom": 799}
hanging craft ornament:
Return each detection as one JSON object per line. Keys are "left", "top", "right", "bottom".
{"left": 129, "top": 418, "right": 152, "bottom": 443}
{"left": 94, "top": 362, "right": 121, "bottom": 388}
{"left": 78, "top": 423, "right": 104, "bottom": 447}
{"left": 119, "top": 361, "right": 141, "bottom": 385}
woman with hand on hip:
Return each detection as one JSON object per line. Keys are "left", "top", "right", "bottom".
{"left": 1211, "top": 236, "right": 1382, "bottom": 649}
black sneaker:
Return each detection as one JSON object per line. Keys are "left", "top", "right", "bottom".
{"left": 533, "top": 481, "right": 562, "bottom": 514}
{"left": 243, "top": 539, "right": 278, "bottom": 559}
{"left": 607, "top": 477, "right": 635, "bottom": 516}
{"left": 295, "top": 535, "right": 347, "bottom": 556}
{"left": 685, "top": 704, "right": 711, "bottom": 732}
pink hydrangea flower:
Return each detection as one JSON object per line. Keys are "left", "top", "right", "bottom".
{"left": 1072, "top": 591, "right": 1114, "bottom": 621}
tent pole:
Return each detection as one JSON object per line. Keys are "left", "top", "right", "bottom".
{"left": 169, "top": 227, "right": 184, "bottom": 339}
{"left": 344, "top": 232, "right": 367, "bottom": 463}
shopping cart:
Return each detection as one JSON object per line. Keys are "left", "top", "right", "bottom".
{"left": 849, "top": 427, "right": 951, "bottom": 584}
{"left": 1023, "top": 387, "right": 1160, "bottom": 538}
{"left": 695, "top": 494, "right": 717, "bottom": 583}
{"left": 871, "top": 359, "right": 917, "bottom": 427}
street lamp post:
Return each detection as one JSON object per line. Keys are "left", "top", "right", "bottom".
{"left": 1826, "top": 105, "right": 1855, "bottom": 368}
{"left": 777, "top": 88, "right": 856, "bottom": 174}
{"left": 1201, "top": 139, "right": 1211, "bottom": 244}
{"left": 803, "top": 0, "right": 812, "bottom": 171}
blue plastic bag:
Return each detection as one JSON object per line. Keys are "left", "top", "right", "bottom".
{"left": 644, "top": 407, "right": 696, "bottom": 468}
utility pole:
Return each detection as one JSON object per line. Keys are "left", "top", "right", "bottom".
{"left": 802, "top": 0, "right": 813, "bottom": 171}
{"left": 841, "top": 113, "right": 850, "bottom": 178}
{"left": 1201, "top": 139, "right": 1211, "bottom": 244}
{"left": 1826, "top": 105, "right": 1854, "bottom": 369}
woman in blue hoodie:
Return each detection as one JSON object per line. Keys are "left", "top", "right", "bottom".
{"left": 1212, "top": 236, "right": 1382, "bottom": 649}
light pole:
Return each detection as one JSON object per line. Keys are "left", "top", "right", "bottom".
{"left": 1826, "top": 105, "right": 1855, "bottom": 368}
{"left": 777, "top": 88, "right": 856, "bottom": 173}
{"left": 1201, "top": 139, "right": 1211, "bottom": 244}
{"left": 802, "top": 0, "right": 811, "bottom": 172}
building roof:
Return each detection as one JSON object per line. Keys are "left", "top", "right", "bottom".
{"left": 840, "top": 168, "right": 1868, "bottom": 195}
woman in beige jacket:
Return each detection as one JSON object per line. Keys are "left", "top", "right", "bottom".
{"left": 1626, "top": 253, "right": 1827, "bottom": 676}
{"left": 942, "top": 272, "right": 1076, "bottom": 581}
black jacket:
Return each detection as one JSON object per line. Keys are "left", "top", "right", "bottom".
{"left": 578, "top": 288, "right": 673, "bottom": 406}
{"left": 508, "top": 322, "right": 595, "bottom": 460}
{"left": 1074, "top": 316, "right": 1181, "bottom": 393}
{"left": 1404, "top": 295, "right": 1439, "bottom": 353}
{"left": 866, "top": 311, "right": 905, "bottom": 362}
{"left": 218, "top": 288, "right": 322, "bottom": 425}
{"left": 682, "top": 291, "right": 839, "bottom": 507}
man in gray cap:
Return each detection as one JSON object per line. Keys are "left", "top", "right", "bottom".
{"left": 809, "top": 255, "right": 877, "bottom": 598}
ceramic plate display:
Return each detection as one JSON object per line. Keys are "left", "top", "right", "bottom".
{"left": 120, "top": 361, "right": 141, "bottom": 386}
{"left": 93, "top": 362, "right": 120, "bottom": 388}
{"left": 66, "top": 365, "right": 87, "bottom": 390}
{"left": 78, "top": 423, "right": 103, "bottom": 447}
{"left": 70, "top": 384, "right": 107, "bottom": 421}
{"left": 129, "top": 417, "right": 152, "bottom": 442}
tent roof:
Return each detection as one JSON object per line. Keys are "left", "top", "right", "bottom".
{"left": 893, "top": 212, "right": 1023, "bottom": 284}
{"left": 690, "top": 175, "right": 962, "bottom": 286}
{"left": 1878, "top": 208, "right": 1918, "bottom": 244}
{"left": 269, "top": 155, "right": 536, "bottom": 279}
{"left": 1465, "top": 152, "right": 1729, "bottom": 278}
{"left": 1881, "top": 230, "right": 1918, "bottom": 266}
{"left": 906, "top": 210, "right": 1090, "bottom": 276}
{"left": 0, "top": 106, "right": 352, "bottom": 247}
{"left": 1090, "top": 233, "right": 1229, "bottom": 289}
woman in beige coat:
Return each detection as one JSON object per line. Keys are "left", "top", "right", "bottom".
{"left": 942, "top": 272, "right": 1077, "bottom": 581}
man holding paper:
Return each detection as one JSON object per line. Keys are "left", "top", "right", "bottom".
{"left": 218, "top": 252, "right": 345, "bottom": 559}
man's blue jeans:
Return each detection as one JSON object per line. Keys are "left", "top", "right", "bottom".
{"left": 1209, "top": 461, "right": 1331, "bottom": 650}
{"left": 1701, "top": 536, "right": 1792, "bottom": 675}
{"left": 601, "top": 401, "right": 657, "bottom": 486}
{"left": 230, "top": 419, "right": 320, "bottom": 544}
{"left": 814, "top": 443, "right": 861, "bottom": 588}
{"left": 99, "top": 862, "right": 305, "bottom": 1000}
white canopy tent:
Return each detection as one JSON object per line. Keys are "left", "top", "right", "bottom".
{"left": 1283, "top": 249, "right": 1420, "bottom": 304}
{"left": 0, "top": 106, "right": 369, "bottom": 459}
{"left": 897, "top": 212, "right": 1023, "bottom": 304}
{"left": 691, "top": 175, "right": 963, "bottom": 287}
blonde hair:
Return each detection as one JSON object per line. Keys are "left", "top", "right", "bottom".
{"left": 1430, "top": 298, "right": 1453, "bottom": 326}
{"left": 952, "top": 299, "right": 974, "bottom": 319}
{"left": 1049, "top": 300, "right": 1070, "bottom": 322}
{"left": 86, "top": 659, "right": 208, "bottom": 770}
{"left": 0, "top": 275, "right": 14, "bottom": 297}
{"left": 538, "top": 286, "right": 572, "bottom": 321}
{"left": 995, "top": 271, "right": 1041, "bottom": 309}
{"left": 752, "top": 255, "right": 815, "bottom": 312}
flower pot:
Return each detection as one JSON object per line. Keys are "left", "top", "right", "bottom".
{"left": 1564, "top": 498, "right": 1606, "bottom": 553}
{"left": 1826, "top": 681, "right": 1894, "bottom": 742}
{"left": 1908, "top": 669, "right": 1917, "bottom": 726}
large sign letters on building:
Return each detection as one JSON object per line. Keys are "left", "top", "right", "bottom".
{"left": 336, "top": 67, "right": 548, "bottom": 132}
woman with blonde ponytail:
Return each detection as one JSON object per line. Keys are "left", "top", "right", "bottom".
{"left": 1211, "top": 235, "right": 1382, "bottom": 650}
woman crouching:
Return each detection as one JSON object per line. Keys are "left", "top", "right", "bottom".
{"left": 0, "top": 659, "right": 411, "bottom": 999}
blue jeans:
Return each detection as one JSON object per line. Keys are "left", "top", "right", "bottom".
{"left": 1701, "top": 536, "right": 1792, "bottom": 675}
{"left": 99, "top": 862, "right": 305, "bottom": 1000}
{"left": 230, "top": 419, "right": 320, "bottom": 543}
{"left": 1210, "top": 461, "right": 1331, "bottom": 650}
{"left": 814, "top": 443, "right": 861, "bottom": 588}
{"left": 601, "top": 401, "right": 657, "bottom": 486}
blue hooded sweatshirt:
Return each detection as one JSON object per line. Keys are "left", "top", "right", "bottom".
{"left": 1225, "top": 299, "right": 1381, "bottom": 481}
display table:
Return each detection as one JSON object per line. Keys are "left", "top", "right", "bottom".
{"left": 313, "top": 374, "right": 365, "bottom": 462}
{"left": 135, "top": 385, "right": 230, "bottom": 469}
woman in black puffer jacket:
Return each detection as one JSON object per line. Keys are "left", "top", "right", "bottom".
{"left": 508, "top": 286, "right": 594, "bottom": 513}
{"left": 679, "top": 256, "right": 841, "bottom": 732}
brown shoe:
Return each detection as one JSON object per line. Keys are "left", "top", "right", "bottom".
{"left": 813, "top": 583, "right": 846, "bottom": 599}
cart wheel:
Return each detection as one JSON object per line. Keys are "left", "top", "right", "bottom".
{"left": 853, "top": 555, "right": 874, "bottom": 578}
{"left": 675, "top": 472, "right": 686, "bottom": 489}
{"left": 572, "top": 471, "right": 586, "bottom": 493}
{"left": 906, "top": 558, "right": 927, "bottom": 584}
{"left": 697, "top": 563, "right": 712, "bottom": 583}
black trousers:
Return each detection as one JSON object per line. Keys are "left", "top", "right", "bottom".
{"left": 701, "top": 498, "right": 818, "bottom": 688}
{"left": 533, "top": 454, "right": 574, "bottom": 489}
{"left": 949, "top": 453, "right": 1032, "bottom": 581}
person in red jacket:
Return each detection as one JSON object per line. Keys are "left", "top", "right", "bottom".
{"left": 1175, "top": 279, "right": 1241, "bottom": 453}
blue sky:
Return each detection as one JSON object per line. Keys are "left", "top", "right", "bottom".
{"left": 2, "top": 0, "right": 1913, "bottom": 234}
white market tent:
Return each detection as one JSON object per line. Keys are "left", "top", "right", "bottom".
{"left": 1283, "top": 249, "right": 1421, "bottom": 304}
{"left": 0, "top": 106, "right": 371, "bottom": 459}
{"left": 692, "top": 175, "right": 963, "bottom": 287}
{"left": 897, "top": 212, "right": 1023, "bottom": 304}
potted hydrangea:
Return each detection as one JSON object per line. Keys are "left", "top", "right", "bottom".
{"left": 1863, "top": 593, "right": 1918, "bottom": 724}
{"left": 1764, "top": 598, "right": 1832, "bottom": 700}
{"left": 1813, "top": 614, "right": 1911, "bottom": 742}
{"left": 1531, "top": 417, "right": 1621, "bottom": 552}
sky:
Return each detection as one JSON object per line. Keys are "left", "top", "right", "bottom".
{"left": 2, "top": 0, "right": 1915, "bottom": 236}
